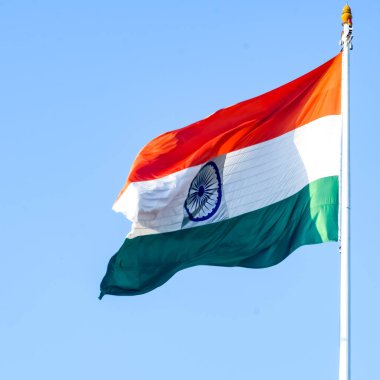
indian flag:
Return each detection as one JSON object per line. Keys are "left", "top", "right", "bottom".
{"left": 100, "top": 52, "right": 342, "bottom": 298}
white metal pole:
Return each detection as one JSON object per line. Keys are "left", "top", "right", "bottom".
{"left": 339, "top": 5, "right": 352, "bottom": 380}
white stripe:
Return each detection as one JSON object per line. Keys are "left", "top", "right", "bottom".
{"left": 113, "top": 115, "right": 341, "bottom": 238}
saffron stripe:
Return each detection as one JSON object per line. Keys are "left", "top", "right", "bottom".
{"left": 115, "top": 52, "right": 341, "bottom": 205}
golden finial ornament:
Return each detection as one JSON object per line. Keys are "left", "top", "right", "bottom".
{"left": 341, "top": 4, "right": 353, "bottom": 26}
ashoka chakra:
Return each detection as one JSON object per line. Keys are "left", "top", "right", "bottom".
{"left": 184, "top": 161, "right": 222, "bottom": 222}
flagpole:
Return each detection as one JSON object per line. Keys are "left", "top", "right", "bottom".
{"left": 339, "top": 4, "right": 353, "bottom": 380}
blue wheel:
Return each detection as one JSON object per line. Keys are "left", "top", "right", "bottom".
{"left": 184, "top": 161, "right": 222, "bottom": 222}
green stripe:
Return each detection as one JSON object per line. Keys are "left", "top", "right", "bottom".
{"left": 100, "top": 176, "right": 338, "bottom": 298}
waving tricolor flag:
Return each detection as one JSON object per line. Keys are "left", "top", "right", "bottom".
{"left": 100, "top": 52, "right": 342, "bottom": 298}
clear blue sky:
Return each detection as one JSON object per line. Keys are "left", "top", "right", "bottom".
{"left": 0, "top": 1, "right": 378, "bottom": 379}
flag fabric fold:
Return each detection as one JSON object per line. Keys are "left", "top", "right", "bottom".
{"left": 100, "top": 53, "right": 342, "bottom": 298}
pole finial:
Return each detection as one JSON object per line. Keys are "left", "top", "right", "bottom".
{"left": 340, "top": 4, "right": 353, "bottom": 49}
{"left": 341, "top": 4, "right": 353, "bottom": 26}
